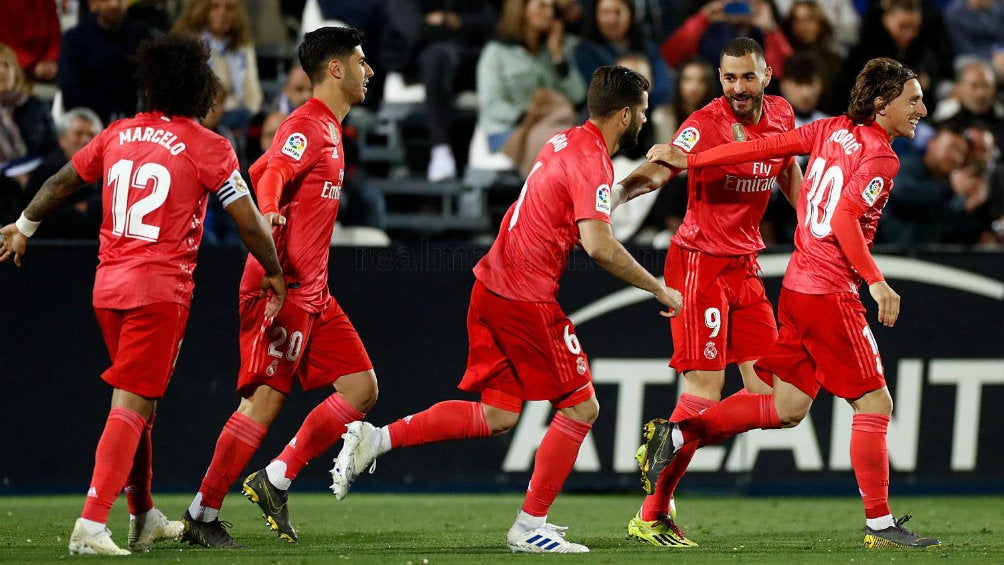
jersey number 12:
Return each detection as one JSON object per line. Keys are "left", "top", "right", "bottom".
{"left": 108, "top": 158, "right": 171, "bottom": 242}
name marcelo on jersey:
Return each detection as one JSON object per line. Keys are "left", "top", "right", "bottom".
{"left": 118, "top": 127, "right": 187, "bottom": 155}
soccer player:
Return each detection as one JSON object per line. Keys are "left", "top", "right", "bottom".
{"left": 330, "top": 65, "right": 683, "bottom": 554}
{"left": 179, "top": 26, "right": 377, "bottom": 548}
{"left": 0, "top": 34, "right": 285, "bottom": 556}
{"left": 645, "top": 57, "right": 941, "bottom": 549}
{"left": 614, "top": 36, "right": 802, "bottom": 547}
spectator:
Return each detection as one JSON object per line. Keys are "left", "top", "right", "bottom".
{"left": 379, "top": 0, "right": 498, "bottom": 182}
{"left": 273, "top": 64, "right": 312, "bottom": 113}
{"left": 0, "top": 0, "right": 62, "bottom": 83}
{"left": 173, "top": 0, "right": 263, "bottom": 133}
{"left": 574, "top": 0, "right": 674, "bottom": 109}
{"left": 774, "top": 0, "right": 860, "bottom": 56}
{"left": 23, "top": 108, "right": 104, "bottom": 239}
{"left": 477, "top": 0, "right": 587, "bottom": 177}
{"left": 0, "top": 43, "right": 59, "bottom": 168}
{"left": 838, "top": 0, "right": 954, "bottom": 113}
{"left": 59, "top": 0, "right": 153, "bottom": 125}
{"left": 661, "top": 0, "right": 794, "bottom": 79}
{"left": 944, "top": 0, "right": 1004, "bottom": 64}
{"left": 931, "top": 59, "right": 1004, "bottom": 155}
{"left": 781, "top": 0, "right": 844, "bottom": 111}
{"left": 879, "top": 119, "right": 998, "bottom": 247}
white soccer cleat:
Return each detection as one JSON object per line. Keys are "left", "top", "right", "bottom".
{"left": 128, "top": 508, "right": 184, "bottom": 551}
{"left": 68, "top": 518, "right": 131, "bottom": 556}
{"left": 330, "top": 420, "right": 379, "bottom": 500}
{"left": 506, "top": 523, "right": 590, "bottom": 553}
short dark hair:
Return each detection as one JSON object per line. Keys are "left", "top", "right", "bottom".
{"left": 587, "top": 65, "right": 650, "bottom": 119}
{"left": 720, "top": 37, "right": 766, "bottom": 65}
{"left": 135, "top": 33, "right": 220, "bottom": 119}
{"left": 846, "top": 58, "right": 918, "bottom": 124}
{"left": 298, "top": 26, "right": 364, "bottom": 85}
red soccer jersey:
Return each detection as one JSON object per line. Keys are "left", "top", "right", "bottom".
{"left": 474, "top": 121, "right": 614, "bottom": 302}
{"left": 783, "top": 116, "right": 898, "bottom": 294}
{"left": 72, "top": 112, "right": 247, "bottom": 310}
{"left": 239, "top": 98, "right": 345, "bottom": 312}
{"left": 670, "top": 95, "right": 795, "bottom": 256}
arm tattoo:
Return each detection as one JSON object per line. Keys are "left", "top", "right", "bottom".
{"left": 24, "top": 162, "right": 87, "bottom": 221}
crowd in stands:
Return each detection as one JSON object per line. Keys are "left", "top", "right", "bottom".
{"left": 0, "top": 0, "right": 1002, "bottom": 249}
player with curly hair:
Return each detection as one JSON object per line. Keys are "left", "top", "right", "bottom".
{"left": 0, "top": 33, "right": 285, "bottom": 555}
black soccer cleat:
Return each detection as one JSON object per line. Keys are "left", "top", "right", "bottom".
{"left": 864, "top": 515, "right": 941, "bottom": 549}
{"left": 635, "top": 418, "right": 678, "bottom": 495}
{"left": 179, "top": 510, "right": 244, "bottom": 549}
{"left": 242, "top": 469, "right": 298, "bottom": 542}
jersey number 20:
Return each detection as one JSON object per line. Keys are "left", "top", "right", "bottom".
{"left": 108, "top": 158, "right": 171, "bottom": 242}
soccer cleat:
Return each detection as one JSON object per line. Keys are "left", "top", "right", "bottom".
{"left": 635, "top": 418, "right": 678, "bottom": 495}
{"left": 127, "top": 508, "right": 183, "bottom": 551}
{"left": 506, "top": 523, "right": 589, "bottom": 553}
{"left": 179, "top": 510, "right": 244, "bottom": 549}
{"left": 68, "top": 518, "right": 131, "bottom": 556}
{"left": 864, "top": 515, "right": 941, "bottom": 549}
{"left": 330, "top": 421, "right": 380, "bottom": 500}
{"left": 627, "top": 511, "right": 697, "bottom": 548}
{"left": 242, "top": 469, "right": 297, "bottom": 542}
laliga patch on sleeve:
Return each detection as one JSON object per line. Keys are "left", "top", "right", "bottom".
{"left": 862, "top": 176, "right": 883, "bottom": 206}
{"left": 281, "top": 132, "right": 308, "bottom": 161}
{"left": 595, "top": 184, "right": 611, "bottom": 214}
{"left": 672, "top": 127, "right": 700, "bottom": 152}
{"left": 229, "top": 169, "right": 250, "bottom": 194}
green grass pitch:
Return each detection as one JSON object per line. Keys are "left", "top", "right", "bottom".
{"left": 1, "top": 493, "right": 1001, "bottom": 564}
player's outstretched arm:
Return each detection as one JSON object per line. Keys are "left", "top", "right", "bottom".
{"left": 226, "top": 197, "right": 286, "bottom": 318}
{"left": 0, "top": 161, "right": 86, "bottom": 266}
{"left": 612, "top": 160, "right": 681, "bottom": 211}
{"left": 578, "top": 219, "right": 682, "bottom": 317}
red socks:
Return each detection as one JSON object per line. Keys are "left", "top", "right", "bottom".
{"left": 680, "top": 389, "right": 780, "bottom": 444}
{"left": 387, "top": 400, "right": 492, "bottom": 448}
{"left": 125, "top": 416, "right": 155, "bottom": 516}
{"left": 81, "top": 407, "right": 146, "bottom": 524}
{"left": 851, "top": 413, "right": 891, "bottom": 519}
{"left": 274, "top": 393, "right": 365, "bottom": 482}
{"left": 640, "top": 393, "right": 714, "bottom": 521}
{"left": 198, "top": 412, "right": 267, "bottom": 509}
{"left": 521, "top": 413, "right": 592, "bottom": 517}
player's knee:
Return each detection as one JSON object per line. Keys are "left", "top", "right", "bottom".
{"left": 487, "top": 409, "right": 520, "bottom": 435}
{"left": 776, "top": 402, "right": 810, "bottom": 428}
{"left": 336, "top": 370, "right": 379, "bottom": 412}
{"left": 560, "top": 396, "right": 599, "bottom": 425}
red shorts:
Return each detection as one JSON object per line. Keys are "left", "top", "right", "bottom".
{"left": 665, "top": 245, "right": 777, "bottom": 373}
{"left": 755, "top": 288, "right": 886, "bottom": 400}
{"left": 458, "top": 281, "right": 594, "bottom": 411}
{"left": 237, "top": 296, "right": 372, "bottom": 396}
{"left": 95, "top": 302, "right": 190, "bottom": 399}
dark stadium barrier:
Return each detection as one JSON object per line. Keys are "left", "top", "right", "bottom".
{"left": 1, "top": 243, "right": 1001, "bottom": 495}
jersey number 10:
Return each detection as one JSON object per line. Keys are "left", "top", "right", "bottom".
{"left": 804, "top": 156, "right": 846, "bottom": 239}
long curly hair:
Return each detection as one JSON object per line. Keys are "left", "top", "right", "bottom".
{"left": 135, "top": 33, "right": 220, "bottom": 119}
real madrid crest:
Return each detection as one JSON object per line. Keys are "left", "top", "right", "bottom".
{"left": 731, "top": 123, "right": 746, "bottom": 142}
{"left": 328, "top": 122, "right": 340, "bottom": 145}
